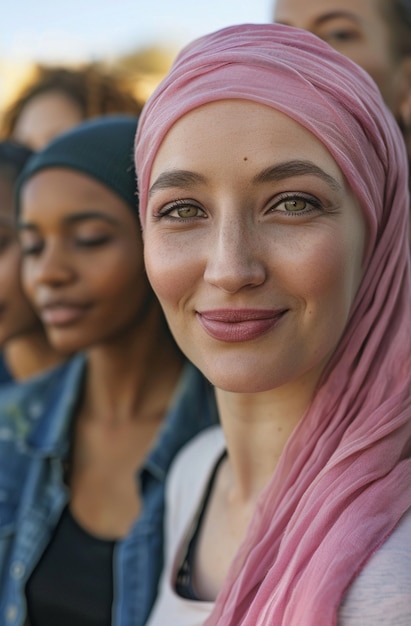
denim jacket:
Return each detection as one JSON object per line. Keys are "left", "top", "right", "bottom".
{"left": 0, "top": 354, "right": 13, "bottom": 386}
{"left": 0, "top": 354, "right": 218, "bottom": 626}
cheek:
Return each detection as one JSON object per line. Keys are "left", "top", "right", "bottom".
{"left": 144, "top": 235, "right": 199, "bottom": 310}
{"left": 279, "top": 229, "right": 362, "bottom": 316}
{"left": 349, "top": 43, "right": 396, "bottom": 100}
{"left": 0, "top": 247, "right": 23, "bottom": 293}
{"left": 88, "top": 244, "right": 145, "bottom": 294}
{"left": 20, "top": 260, "right": 36, "bottom": 303}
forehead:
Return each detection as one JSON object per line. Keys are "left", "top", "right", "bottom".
{"left": 13, "top": 91, "right": 84, "bottom": 151}
{"left": 274, "top": 0, "right": 381, "bottom": 22}
{"left": 22, "top": 168, "right": 108, "bottom": 200}
{"left": 150, "top": 100, "right": 344, "bottom": 184}
{"left": 20, "top": 168, "right": 131, "bottom": 221}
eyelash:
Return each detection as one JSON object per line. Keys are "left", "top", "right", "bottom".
{"left": 20, "top": 235, "right": 112, "bottom": 256}
{"left": 269, "top": 192, "right": 324, "bottom": 216}
{"left": 322, "top": 28, "right": 360, "bottom": 44}
{"left": 76, "top": 235, "right": 112, "bottom": 247}
{"left": 156, "top": 199, "right": 206, "bottom": 222}
{"left": 20, "top": 243, "right": 42, "bottom": 257}
{"left": 156, "top": 193, "right": 325, "bottom": 221}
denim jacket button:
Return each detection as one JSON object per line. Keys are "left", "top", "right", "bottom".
{"left": 5, "top": 604, "right": 17, "bottom": 622}
{"left": 10, "top": 561, "right": 25, "bottom": 579}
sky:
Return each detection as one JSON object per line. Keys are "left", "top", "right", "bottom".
{"left": 2, "top": 0, "right": 276, "bottom": 63}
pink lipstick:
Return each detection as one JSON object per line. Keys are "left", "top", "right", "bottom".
{"left": 40, "top": 303, "right": 90, "bottom": 327}
{"left": 197, "top": 308, "right": 287, "bottom": 342}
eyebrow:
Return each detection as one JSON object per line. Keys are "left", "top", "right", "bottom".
{"left": 252, "top": 160, "right": 343, "bottom": 192}
{"left": 314, "top": 11, "right": 363, "bottom": 27}
{"left": 17, "top": 210, "right": 119, "bottom": 231}
{"left": 149, "top": 170, "right": 206, "bottom": 196}
{"left": 277, "top": 11, "right": 362, "bottom": 28}
{"left": 149, "top": 160, "right": 342, "bottom": 195}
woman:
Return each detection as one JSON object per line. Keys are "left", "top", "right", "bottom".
{"left": 0, "top": 141, "right": 63, "bottom": 383}
{"left": 0, "top": 64, "right": 142, "bottom": 151}
{"left": 135, "top": 24, "right": 411, "bottom": 625}
{"left": 273, "top": 0, "right": 411, "bottom": 195}
{"left": 0, "top": 116, "right": 217, "bottom": 625}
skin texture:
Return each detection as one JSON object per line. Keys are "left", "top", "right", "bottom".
{"left": 12, "top": 91, "right": 84, "bottom": 150}
{"left": 18, "top": 166, "right": 183, "bottom": 539}
{"left": 19, "top": 168, "right": 149, "bottom": 354}
{"left": 143, "top": 99, "right": 366, "bottom": 598}
{"left": 0, "top": 175, "right": 41, "bottom": 345}
{"left": 273, "top": 0, "right": 411, "bottom": 118}
{"left": 145, "top": 100, "right": 365, "bottom": 396}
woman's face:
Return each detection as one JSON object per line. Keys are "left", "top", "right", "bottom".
{"left": 273, "top": 0, "right": 407, "bottom": 114}
{"left": 19, "top": 168, "right": 149, "bottom": 353}
{"left": 12, "top": 91, "right": 84, "bottom": 151}
{"left": 144, "top": 101, "right": 366, "bottom": 394}
{"left": 0, "top": 174, "right": 40, "bottom": 346}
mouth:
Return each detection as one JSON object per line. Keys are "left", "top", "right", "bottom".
{"left": 196, "top": 308, "right": 288, "bottom": 342}
{"left": 39, "top": 302, "right": 91, "bottom": 327}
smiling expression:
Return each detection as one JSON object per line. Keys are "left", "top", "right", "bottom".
{"left": 19, "top": 168, "right": 150, "bottom": 353}
{"left": 143, "top": 100, "right": 366, "bottom": 394}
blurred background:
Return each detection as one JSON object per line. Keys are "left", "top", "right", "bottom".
{"left": 0, "top": 0, "right": 274, "bottom": 120}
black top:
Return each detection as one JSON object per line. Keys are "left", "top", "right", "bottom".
{"left": 26, "top": 506, "right": 116, "bottom": 626}
{"left": 175, "top": 450, "right": 227, "bottom": 600}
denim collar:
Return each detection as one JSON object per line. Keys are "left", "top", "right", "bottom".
{"left": 25, "top": 357, "right": 217, "bottom": 481}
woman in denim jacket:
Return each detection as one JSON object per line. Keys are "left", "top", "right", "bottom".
{"left": 0, "top": 116, "right": 217, "bottom": 626}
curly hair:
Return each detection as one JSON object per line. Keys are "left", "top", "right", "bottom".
{"left": 0, "top": 63, "right": 143, "bottom": 141}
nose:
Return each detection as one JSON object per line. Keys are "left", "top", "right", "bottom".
{"left": 24, "top": 240, "right": 75, "bottom": 288}
{"left": 204, "top": 217, "right": 266, "bottom": 293}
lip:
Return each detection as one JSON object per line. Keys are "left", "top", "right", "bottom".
{"left": 197, "top": 308, "right": 287, "bottom": 342}
{"left": 39, "top": 301, "right": 91, "bottom": 327}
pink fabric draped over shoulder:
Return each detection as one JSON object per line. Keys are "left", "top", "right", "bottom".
{"left": 135, "top": 24, "right": 411, "bottom": 626}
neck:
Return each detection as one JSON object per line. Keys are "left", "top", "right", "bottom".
{"left": 215, "top": 378, "right": 315, "bottom": 502}
{"left": 82, "top": 307, "right": 184, "bottom": 426}
{"left": 4, "top": 329, "right": 66, "bottom": 381}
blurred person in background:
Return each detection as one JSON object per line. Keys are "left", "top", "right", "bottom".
{"left": 272, "top": 0, "right": 411, "bottom": 200}
{"left": 0, "top": 64, "right": 143, "bottom": 151}
{"left": 0, "top": 141, "right": 64, "bottom": 384}
{"left": 0, "top": 115, "right": 217, "bottom": 626}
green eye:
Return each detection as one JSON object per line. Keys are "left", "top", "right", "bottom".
{"left": 177, "top": 206, "right": 199, "bottom": 218}
{"left": 284, "top": 199, "right": 307, "bottom": 212}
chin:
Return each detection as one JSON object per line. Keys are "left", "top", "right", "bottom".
{"left": 206, "top": 369, "right": 276, "bottom": 394}
{"left": 46, "top": 330, "right": 89, "bottom": 354}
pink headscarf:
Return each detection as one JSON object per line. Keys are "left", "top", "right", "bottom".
{"left": 136, "top": 24, "right": 411, "bottom": 626}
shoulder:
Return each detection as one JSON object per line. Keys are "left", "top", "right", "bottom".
{"left": 0, "top": 354, "right": 84, "bottom": 442}
{"left": 160, "top": 426, "right": 225, "bottom": 585}
{"left": 164, "top": 426, "right": 225, "bottom": 534}
{"left": 339, "top": 508, "right": 411, "bottom": 625}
